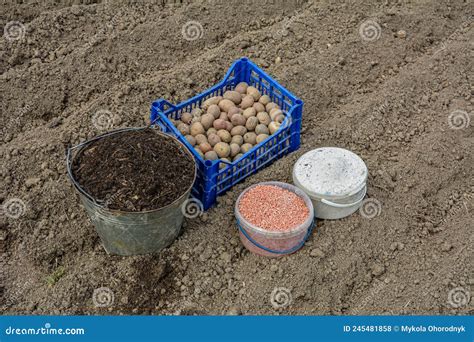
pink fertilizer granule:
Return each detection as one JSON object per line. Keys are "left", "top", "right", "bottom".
{"left": 238, "top": 185, "right": 309, "bottom": 232}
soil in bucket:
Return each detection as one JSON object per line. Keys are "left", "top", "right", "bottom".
{"left": 71, "top": 128, "right": 195, "bottom": 211}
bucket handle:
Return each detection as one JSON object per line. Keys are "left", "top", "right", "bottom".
{"left": 236, "top": 219, "right": 315, "bottom": 255}
{"left": 66, "top": 142, "right": 102, "bottom": 205}
{"left": 320, "top": 185, "right": 367, "bottom": 208}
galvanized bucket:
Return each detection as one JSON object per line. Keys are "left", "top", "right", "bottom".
{"left": 66, "top": 127, "right": 197, "bottom": 256}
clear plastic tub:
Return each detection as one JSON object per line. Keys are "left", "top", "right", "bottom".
{"left": 234, "top": 181, "right": 315, "bottom": 257}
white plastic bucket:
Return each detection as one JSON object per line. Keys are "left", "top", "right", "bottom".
{"left": 292, "top": 147, "right": 368, "bottom": 220}
{"left": 234, "top": 181, "right": 315, "bottom": 257}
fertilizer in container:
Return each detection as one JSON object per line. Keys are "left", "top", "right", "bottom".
{"left": 293, "top": 147, "right": 368, "bottom": 220}
{"left": 67, "top": 127, "right": 196, "bottom": 256}
{"left": 235, "top": 181, "right": 314, "bottom": 257}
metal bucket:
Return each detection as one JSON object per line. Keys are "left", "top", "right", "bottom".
{"left": 66, "top": 127, "right": 197, "bottom": 256}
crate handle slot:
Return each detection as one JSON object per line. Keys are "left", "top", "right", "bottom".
{"left": 152, "top": 98, "right": 176, "bottom": 112}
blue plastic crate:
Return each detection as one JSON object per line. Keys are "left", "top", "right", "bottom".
{"left": 150, "top": 57, "right": 303, "bottom": 210}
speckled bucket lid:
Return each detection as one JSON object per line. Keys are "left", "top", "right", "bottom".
{"left": 293, "top": 147, "right": 368, "bottom": 200}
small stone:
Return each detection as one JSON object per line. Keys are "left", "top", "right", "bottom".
{"left": 390, "top": 242, "right": 404, "bottom": 251}
{"left": 337, "top": 57, "right": 346, "bottom": 65}
{"left": 220, "top": 252, "right": 232, "bottom": 263}
{"left": 275, "top": 56, "right": 282, "bottom": 64}
{"left": 440, "top": 242, "right": 452, "bottom": 252}
{"left": 193, "top": 242, "right": 206, "bottom": 254}
{"left": 122, "top": 85, "right": 131, "bottom": 95}
{"left": 270, "top": 265, "right": 278, "bottom": 272}
{"left": 240, "top": 41, "right": 250, "bottom": 49}
{"left": 199, "top": 248, "right": 212, "bottom": 262}
{"left": 371, "top": 263, "right": 385, "bottom": 277}
{"left": 396, "top": 30, "right": 407, "bottom": 39}
{"left": 310, "top": 248, "right": 325, "bottom": 258}
{"left": 71, "top": 5, "right": 81, "bottom": 15}
{"left": 48, "top": 117, "right": 63, "bottom": 128}
{"left": 25, "top": 177, "right": 41, "bottom": 188}
{"left": 200, "top": 213, "right": 209, "bottom": 223}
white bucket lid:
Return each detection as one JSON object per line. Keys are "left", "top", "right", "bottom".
{"left": 293, "top": 147, "right": 368, "bottom": 200}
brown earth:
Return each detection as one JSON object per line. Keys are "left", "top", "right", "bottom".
{"left": 1, "top": 0, "right": 473, "bottom": 315}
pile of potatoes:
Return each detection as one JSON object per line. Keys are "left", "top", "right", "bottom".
{"left": 171, "top": 82, "right": 286, "bottom": 163}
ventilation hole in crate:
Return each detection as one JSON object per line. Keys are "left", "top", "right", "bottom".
{"left": 273, "top": 89, "right": 282, "bottom": 104}
{"left": 260, "top": 83, "right": 270, "bottom": 95}
{"left": 282, "top": 101, "right": 291, "bottom": 112}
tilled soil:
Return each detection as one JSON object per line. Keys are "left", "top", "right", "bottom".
{"left": 1, "top": 1, "right": 473, "bottom": 315}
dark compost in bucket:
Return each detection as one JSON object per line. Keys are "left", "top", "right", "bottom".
{"left": 71, "top": 128, "right": 195, "bottom": 211}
